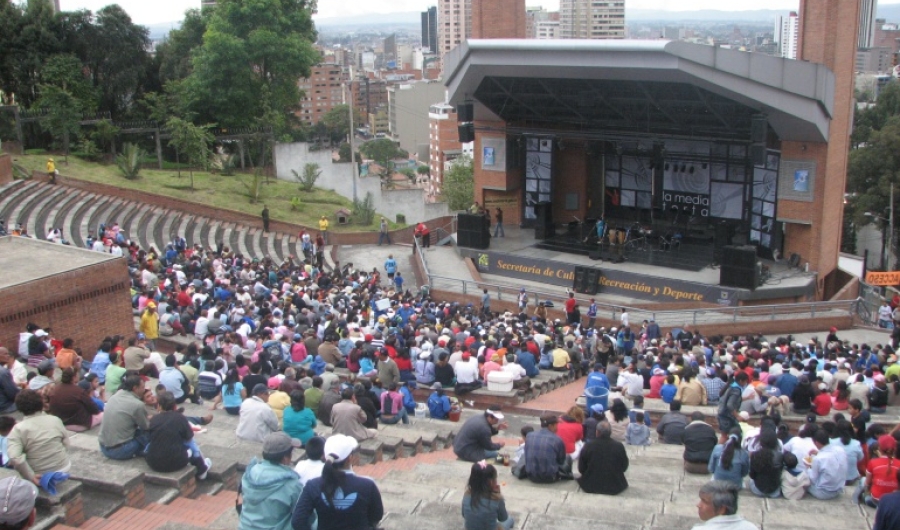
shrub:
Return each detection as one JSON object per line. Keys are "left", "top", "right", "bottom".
{"left": 292, "top": 163, "right": 321, "bottom": 192}
{"left": 116, "top": 143, "right": 144, "bottom": 180}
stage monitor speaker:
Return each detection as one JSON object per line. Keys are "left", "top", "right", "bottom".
{"left": 457, "top": 213, "right": 485, "bottom": 233}
{"left": 458, "top": 229, "right": 489, "bottom": 249}
{"left": 573, "top": 266, "right": 588, "bottom": 293}
{"left": 750, "top": 144, "right": 766, "bottom": 167}
{"left": 722, "top": 245, "right": 757, "bottom": 269}
{"left": 457, "top": 102, "right": 474, "bottom": 123}
{"left": 458, "top": 123, "right": 474, "bottom": 143}
{"left": 751, "top": 116, "right": 768, "bottom": 143}
{"left": 585, "top": 268, "right": 601, "bottom": 295}
{"left": 720, "top": 263, "right": 758, "bottom": 291}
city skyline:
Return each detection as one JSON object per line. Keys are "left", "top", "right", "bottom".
{"left": 57, "top": 0, "right": 900, "bottom": 26}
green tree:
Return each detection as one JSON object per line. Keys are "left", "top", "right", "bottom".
{"left": 5, "top": 0, "right": 60, "bottom": 107}
{"left": 180, "top": 0, "right": 319, "bottom": 131}
{"left": 155, "top": 8, "right": 209, "bottom": 84}
{"left": 36, "top": 86, "right": 83, "bottom": 162}
{"left": 321, "top": 104, "right": 363, "bottom": 146}
{"left": 443, "top": 154, "right": 474, "bottom": 211}
{"left": 166, "top": 117, "right": 214, "bottom": 189}
{"left": 360, "top": 138, "right": 407, "bottom": 166}
{"left": 90, "top": 119, "right": 120, "bottom": 157}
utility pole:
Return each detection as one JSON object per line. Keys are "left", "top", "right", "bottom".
{"left": 890, "top": 181, "right": 894, "bottom": 271}
{"left": 345, "top": 82, "right": 358, "bottom": 202}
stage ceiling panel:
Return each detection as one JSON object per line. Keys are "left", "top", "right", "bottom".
{"left": 444, "top": 40, "right": 834, "bottom": 143}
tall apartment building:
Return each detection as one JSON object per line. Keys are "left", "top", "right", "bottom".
{"left": 388, "top": 81, "right": 447, "bottom": 157}
{"left": 428, "top": 103, "right": 462, "bottom": 190}
{"left": 471, "top": 0, "right": 526, "bottom": 39}
{"left": 383, "top": 34, "right": 398, "bottom": 67}
{"left": 559, "top": 0, "right": 625, "bottom": 40}
{"left": 776, "top": 11, "right": 800, "bottom": 59}
{"left": 859, "top": 0, "right": 877, "bottom": 49}
{"left": 422, "top": 7, "right": 438, "bottom": 53}
{"left": 296, "top": 64, "right": 345, "bottom": 126}
{"left": 875, "top": 19, "right": 900, "bottom": 54}
{"left": 438, "top": 0, "right": 471, "bottom": 60}
{"left": 350, "top": 77, "right": 389, "bottom": 117}
{"left": 526, "top": 7, "right": 560, "bottom": 39}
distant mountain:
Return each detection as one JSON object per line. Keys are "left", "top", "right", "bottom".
{"left": 626, "top": 9, "right": 786, "bottom": 22}
{"left": 314, "top": 11, "right": 421, "bottom": 28}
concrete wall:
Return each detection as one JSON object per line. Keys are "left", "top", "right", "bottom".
{"left": 274, "top": 142, "right": 449, "bottom": 223}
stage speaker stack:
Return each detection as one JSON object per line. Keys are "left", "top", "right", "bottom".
{"left": 572, "top": 266, "right": 601, "bottom": 295}
{"left": 719, "top": 245, "right": 759, "bottom": 290}
{"left": 457, "top": 213, "right": 489, "bottom": 249}
{"left": 534, "top": 201, "right": 554, "bottom": 239}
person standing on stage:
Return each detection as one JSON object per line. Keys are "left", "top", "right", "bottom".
{"left": 595, "top": 216, "right": 606, "bottom": 245}
{"left": 587, "top": 299, "right": 598, "bottom": 330}
{"left": 494, "top": 208, "right": 505, "bottom": 238}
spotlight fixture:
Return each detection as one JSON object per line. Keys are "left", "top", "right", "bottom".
{"left": 689, "top": 166, "right": 695, "bottom": 174}
{"left": 680, "top": 164, "right": 687, "bottom": 173}
{"left": 702, "top": 162, "right": 708, "bottom": 169}
{"left": 665, "top": 163, "right": 670, "bottom": 171}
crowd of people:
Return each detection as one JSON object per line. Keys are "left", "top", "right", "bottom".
{"left": 4, "top": 219, "right": 900, "bottom": 530}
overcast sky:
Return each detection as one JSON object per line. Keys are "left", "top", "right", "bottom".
{"left": 58, "top": 0, "right": 897, "bottom": 25}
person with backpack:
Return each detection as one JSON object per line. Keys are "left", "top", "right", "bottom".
{"left": 718, "top": 372, "right": 747, "bottom": 434}
{"left": 379, "top": 382, "right": 409, "bottom": 425}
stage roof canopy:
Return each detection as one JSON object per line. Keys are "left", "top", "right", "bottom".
{"left": 444, "top": 40, "right": 835, "bottom": 143}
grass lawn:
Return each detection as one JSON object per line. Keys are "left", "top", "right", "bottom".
{"left": 11, "top": 152, "right": 400, "bottom": 232}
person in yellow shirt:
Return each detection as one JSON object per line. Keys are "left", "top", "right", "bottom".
{"left": 46, "top": 158, "right": 58, "bottom": 183}
{"left": 318, "top": 215, "right": 329, "bottom": 244}
{"left": 140, "top": 302, "right": 160, "bottom": 351}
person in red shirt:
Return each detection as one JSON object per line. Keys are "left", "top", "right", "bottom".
{"left": 812, "top": 383, "right": 832, "bottom": 416}
{"left": 865, "top": 435, "right": 900, "bottom": 507}
{"left": 556, "top": 406, "right": 585, "bottom": 457}
{"left": 564, "top": 293, "right": 577, "bottom": 324}
{"left": 647, "top": 368, "right": 666, "bottom": 398}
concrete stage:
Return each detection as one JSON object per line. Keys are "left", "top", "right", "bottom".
{"left": 449, "top": 225, "right": 818, "bottom": 306}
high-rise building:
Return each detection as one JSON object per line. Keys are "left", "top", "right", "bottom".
{"left": 859, "top": 0, "right": 877, "bottom": 49}
{"left": 422, "top": 7, "right": 438, "bottom": 54}
{"left": 776, "top": 11, "right": 800, "bottom": 59}
{"left": 383, "top": 34, "right": 398, "bottom": 67}
{"left": 471, "top": 0, "right": 526, "bottom": 39}
{"left": 559, "top": 0, "right": 625, "bottom": 40}
{"left": 438, "top": 0, "right": 471, "bottom": 60}
{"left": 296, "top": 64, "right": 345, "bottom": 126}
{"left": 526, "top": 6, "right": 559, "bottom": 39}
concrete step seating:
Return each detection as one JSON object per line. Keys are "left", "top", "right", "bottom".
{"left": 0, "top": 181, "right": 325, "bottom": 267}
{"left": 363, "top": 437, "right": 871, "bottom": 530}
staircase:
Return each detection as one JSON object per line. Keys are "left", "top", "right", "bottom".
{"left": 0, "top": 180, "right": 315, "bottom": 264}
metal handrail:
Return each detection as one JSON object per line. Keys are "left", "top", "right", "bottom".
{"left": 426, "top": 273, "right": 860, "bottom": 327}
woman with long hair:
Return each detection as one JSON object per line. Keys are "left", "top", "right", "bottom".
{"left": 708, "top": 428, "right": 750, "bottom": 488}
{"left": 831, "top": 380, "right": 850, "bottom": 410}
{"left": 461, "top": 461, "right": 514, "bottom": 530}
{"left": 748, "top": 427, "right": 784, "bottom": 497}
{"left": 290, "top": 434, "right": 383, "bottom": 530}
{"left": 832, "top": 420, "right": 864, "bottom": 485}
{"left": 604, "top": 398, "right": 631, "bottom": 443}
{"left": 283, "top": 390, "right": 317, "bottom": 445}
{"left": 221, "top": 367, "right": 245, "bottom": 416}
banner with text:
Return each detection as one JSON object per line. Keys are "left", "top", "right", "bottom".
{"left": 470, "top": 250, "right": 742, "bottom": 306}
{"left": 865, "top": 271, "right": 900, "bottom": 286}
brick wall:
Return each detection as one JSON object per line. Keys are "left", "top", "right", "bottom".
{"left": 0, "top": 154, "right": 11, "bottom": 186}
{"left": 0, "top": 258, "right": 134, "bottom": 361}
{"left": 33, "top": 173, "right": 454, "bottom": 247}
{"left": 471, "top": 0, "right": 526, "bottom": 39}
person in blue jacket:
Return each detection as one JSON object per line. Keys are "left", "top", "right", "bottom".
{"left": 428, "top": 383, "right": 452, "bottom": 420}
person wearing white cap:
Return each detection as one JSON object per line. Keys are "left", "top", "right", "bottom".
{"left": 239, "top": 432, "right": 302, "bottom": 530}
{"left": 0, "top": 476, "right": 37, "bottom": 530}
{"left": 453, "top": 407, "right": 507, "bottom": 462}
{"left": 291, "top": 434, "right": 384, "bottom": 530}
